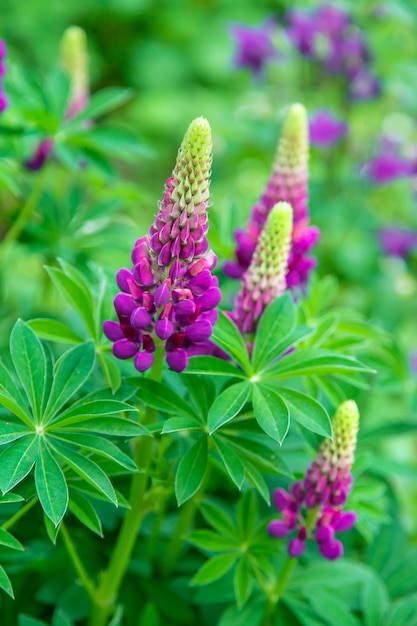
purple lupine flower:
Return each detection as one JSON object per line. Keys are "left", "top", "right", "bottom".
{"left": 348, "top": 69, "right": 381, "bottom": 101}
{"left": 230, "top": 18, "right": 279, "bottom": 79}
{"left": 378, "top": 227, "right": 417, "bottom": 257}
{"left": 309, "top": 110, "right": 347, "bottom": 148}
{"left": 104, "top": 117, "right": 221, "bottom": 373}
{"left": 268, "top": 400, "right": 359, "bottom": 560}
{"left": 286, "top": 10, "right": 316, "bottom": 57}
{"left": 224, "top": 103, "right": 320, "bottom": 292}
{"left": 364, "top": 151, "right": 413, "bottom": 185}
{"left": 24, "top": 27, "right": 89, "bottom": 171}
{"left": 0, "top": 40, "right": 8, "bottom": 114}
{"left": 231, "top": 202, "right": 293, "bottom": 335}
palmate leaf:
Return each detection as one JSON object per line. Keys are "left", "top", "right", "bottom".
{"left": 50, "top": 439, "right": 117, "bottom": 505}
{"left": 0, "top": 361, "right": 33, "bottom": 427}
{"left": 211, "top": 312, "right": 252, "bottom": 374}
{"left": 213, "top": 435, "right": 245, "bottom": 489}
{"left": 55, "top": 433, "right": 137, "bottom": 471}
{"left": 252, "top": 384, "right": 290, "bottom": 444}
{"left": 27, "top": 319, "right": 84, "bottom": 344}
{"left": 0, "top": 435, "right": 39, "bottom": 493}
{"left": 0, "top": 421, "right": 31, "bottom": 445}
{"left": 132, "top": 378, "right": 196, "bottom": 418}
{"left": 185, "top": 356, "right": 247, "bottom": 379}
{"left": 208, "top": 382, "right": 252, "bottom": 434}
{"left": 272, "top": 387, "right": 332, "bottom": 438}
{"left": 260, "top": 349, "right": 375, "bottom": 380}
{"left": 43, "top": 341, "right": 95, "bottom": 422}
{"left": 54, "top": 398, "right": 137, "bottom": 422}
{"left": 175, "top": 436, "right": 208, "bottom": 506}
{"left": 0, "top": 565, "right": 14, "bottom": 599}
{"left": 54, "top": 416, "right": 149, "bottom": 437}
{"left": 186, "top": 530, "right": 237, "bottom": 552}
{"left": 34, "top": 440, "right": 68, "bottom": 526}
{"left": 190, "top": 553, "right": 237, "bottom": 586}
{"left": 251, "top": 293, "right": 296, "bottom": 371}
{"left": 68, "top": 491, "right": 103, "bottom": 537}
{"left": 64, "top": 87, "right": 133, "bottom": 127}
{"left": 0, "top": 528, "right": 24, "bottom": 551}
{"left": 234, "top": 557, "right": 253, "bottom": 609}
{"left": 10, "top": 321, "right": 49, "bottom": 423}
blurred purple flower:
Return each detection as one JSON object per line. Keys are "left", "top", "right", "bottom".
{"left": 309, "top": 110, "right": 347, "bottom": 147}
{"left": 230, "top": 18, "right": 279, "bottom": 79}
{"left": 349, "top": 69, "right": 381, "bottom": 101}
{"left": 365, "top": 152, "right": 413, "bottom": 185}
{"left": 379, "top": 227, "right": 417, "bottom": 257}
{"left": 0, "top": 40, "right": 8, "bottom": 114}
{"left": 268, "top": 401, "right": 359, "bottom": 560}
{"left": 24, "top": 138, "right": 54, "bottom": 171}
{"left": 287, "top": 10, "right": 316, "bottom": 57}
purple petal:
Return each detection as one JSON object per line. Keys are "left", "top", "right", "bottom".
{"left": 155, "top": 318, "right": 174, "bottom": 340}
{"left": 134, "top": 350, "right": 154, "bottom": 372}
{"left": 333, "top": 510, "right": 357, "bottom": 532}
{"left": 130, "top": 307, "right": 153, "bottom": 330}
{"left": 174, "top": 299, "right": 196, "bottom": 316}
{"left": 184, "top": 319, "right": 212, "bottom": 343}
{"left": 267, "top": 520, "right": 290, "bottom": 538}
{"left": 315, "top": 525, "right": 335, "bottom": 544}
{"left": 116, "top": 268, "right": 133, "bottom": 292}
{"left": 195, "top": 287, "right": 222, "bottom": 311}
{"left": 318, "top": 539, "right": 344, "bottom": 560}
{"left": 114, "top": 293, "right": 137, "bottom": 317}
{"left": 273, "top": 488, "right": 290, "bottom": 512}
{"left": 288, "top": 538, "right": 306, "bottom": 558}
{"left": 103, "top": 320, "right": 124, "bottom": 342}
{"left": 166, "top": 349, "right": 188, "bottom": 372}
{"left": 113, "top": 339, "right": 139, "bottom": 359}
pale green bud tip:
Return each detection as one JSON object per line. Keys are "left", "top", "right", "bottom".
{"left": 334, "top": 400, "right": 360, "bottom": 432}
{"left": 181, "top": 117, "right": 212, "bottom": 161}
{"left": 268, "top": 201, "right": 293, "bottom": 232}
{"left": 60, "top": 26, "right": 87, "bottom": 64}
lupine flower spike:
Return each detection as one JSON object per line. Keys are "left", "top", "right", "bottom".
{"left": 224, "top": 103, "right": 320, "bottom": 291}
{"left": 268, "top": 400, "right": 359, "bottom": 560}
{"left": 25, "top": 26, "right": 89, "bottom": 171}
{"left": 104, "top": 117, "right": 221, "bottom": 373}
{"left": 0, "top": 40, "right": 8, "bottom": 114}
{"left": 232, "top": 202, "right": 293, "bottom": 336}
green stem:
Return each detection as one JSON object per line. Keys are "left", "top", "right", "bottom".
{"left": 1, "top": 498, "right": 37, "bottom": 531}
{"left": 2, "top": 169, "right": 47, "bottom": 246}
{"left": 61, "top": 521, "right": 96, "bottom": 600}
{"left": 263, "top": 556, "right": 297, "bottom": 626}
{"left": 88, "top": 346, "right": 164, "bottom": 626}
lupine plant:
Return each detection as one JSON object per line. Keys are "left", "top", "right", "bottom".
{"left": 1, "top": 5, "right": 417, "bottom": 626}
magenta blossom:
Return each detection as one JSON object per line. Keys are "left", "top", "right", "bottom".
{"left": 268, "top": 401, "right": 359, "bottom": 560}
{"left": 378, "top": 227, "right": 417, "bottom": 257}
{"left": 365, "top": 152, "right": 413, "bottom": 185}
{"left": 104, "top": 118, "right": 221, "bottom": 374}
{"left": 230, "top": 18, "right": 279, "bottom": 79}
{"left": 309, "top": 110, "right": 347, "bottom": 148}
{"left": 0, "top": 40, "right": 8, "bottom": 114}
{"left": 224, "top": 103, "right": 319, "bottom": 292}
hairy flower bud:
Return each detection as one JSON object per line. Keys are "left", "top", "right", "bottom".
{"left": 268, "top": 400, "right": 359, "bottom": 560}
{"left": 232, "top": 202, "right": 293, "bottom": 335}
{"left": 60, "top": 26, "right": 90, "bottom": 118}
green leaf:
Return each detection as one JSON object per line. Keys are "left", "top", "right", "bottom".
{"left": 0, "top": 528, "right": 24, "bottom": 551}
{"left": 0, "top": 421, "right": 31, "bottom": 445}
{"left": 55, "top": 416, "right": 150, "bottom": 437}
{"left": 0, "top": 493, "right": 24, "bottom": 504}
{"left": 211, "top": 312, "right": 252, "bottom": 374}
{"left": 185, "top": 356, "right": 247, "bottom": 379}
{"left": 44, "top": 342, "right": 95, "bottom": 422}
{"left": 35, "top": 441, "right": 68, "bottom": 525}
{"left": 244, "top": 463, "right": 270, "bottom": 504}
{"left": 51, "top": 440, "right": 117, "bottom": 505}
{"left": 361, "top": 574, "right": 390, "bottom": 626}
{"left": 236, "top": 492, "right": 258, "bottom": 537}
{"left": 68, "top": 492, "right": 103, "bottom": 537}
{"left": 175, "top": 436, "right": 208, "bottom": 506}
{"left": 65, "top": 88, "right": 133, "bottom": 126}
{"left": 18, "top": 617, "right": 47, "bottom": 626}
{"left": 45, "top": 266, "right": 96, "bottom": 338}
{"left": 0, "top": 435, "right": 39, "bottom": 493}
{"left": 52, "top": 609, "right": 74, "bottom": 626}
{"left": 252, "top": 293, "right": 296, "bottom": 371}
{"left": 234, "top": 558, "right": 253, "bottom": 609}
{"left": 56, "top": 433, "right": 137, "bottom": 471}
{"left": 256, "top": 325, "right": 314, "bottom": 373}
{"left": 186, "top": 530, "right": 237, "bottom": 552}
{"left": 199, "top": 501, "right": 237, "bottom": 538}
{"left": 276, "top": 388, "right": 332, "bottom": 438}
{"left": 261, "top": 349, "right": 375, "bottom": 380}
{"left": 97, "top": 353, "right": 121, "bottom": 393}
{"left": 44, "top": 514, "right": 61, "bottom": 544}
{"left": 0, "top": 564, "right": 14, "bottom": 598}
{"left": 252, "top": 384, "right": 290, "bottom": 444}
{"left": 219, "top": 598, "right": 266, "bottom": 626}
{"left": 27, "top": 319, "right": 84, "bottom": 344}
{"left": 190, "top": 553, "right": 237, "bottom": 586}
{"left": 56, "top": 399, "right": 136, "bottom": 421}
{"left": 208, "top": 382, "right": 251, "bottom": 434}
{"left": 214, "top": 436, "right": 245, "bottom": 489}
{"left": 0, "top": 361, "right": 33, "bottom": 426}
{"left": 10, "top": 320, "right": 48, "bottom": 422}
{"left": 307, "top": 589, "right": 361, "bottom": 626}
{"left": 161, "top": 417, "right": 202, "bottom": 434}
{"left": 133, "top": 378, "right": 196, "bottom": 418}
